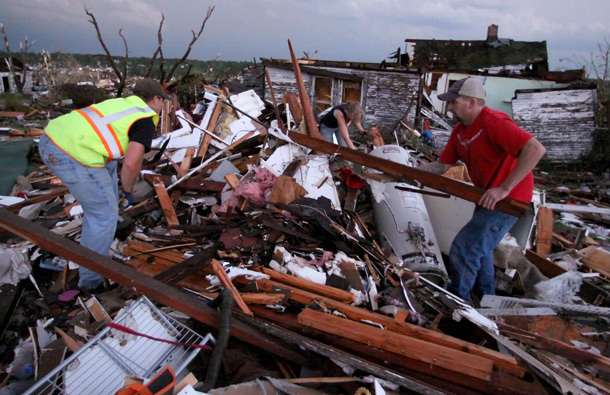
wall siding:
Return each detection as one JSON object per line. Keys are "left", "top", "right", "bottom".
{"left": 265, "top": 66, "right": 420, "bottom": 133}
{"left": 512, "top": 89, "right": 597, "bottom": 162}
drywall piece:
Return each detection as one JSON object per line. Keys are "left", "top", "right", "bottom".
{"left": 209, "top": 160, "right": 240, "bottom": 183}
{"left": 26, "top": 296, "right": 213, "bottom": 395}
{"left": 229, "top": 89, "right": 265, "bottom": 119}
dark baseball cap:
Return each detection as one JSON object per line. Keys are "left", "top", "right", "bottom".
{"left": 437, "top": 77, "right": 486, "bottom": 101}
{"left": 133, "top": 78, "right": 173, "bottom": 100}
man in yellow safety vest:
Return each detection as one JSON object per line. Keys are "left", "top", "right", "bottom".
{"left": 38, "top": 78, "right": 171, "bottom": 290}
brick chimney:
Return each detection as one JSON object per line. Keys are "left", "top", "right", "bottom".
{"left": 487, "top": 24, "right": 498, "bottom": 42}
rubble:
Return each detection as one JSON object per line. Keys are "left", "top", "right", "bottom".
{"left": 0, "top": 45, "right": 609, "bottom": 395}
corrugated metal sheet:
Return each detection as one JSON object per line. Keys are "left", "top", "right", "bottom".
{"left": 512, "top": 89, "right": 597, "bottom": 162}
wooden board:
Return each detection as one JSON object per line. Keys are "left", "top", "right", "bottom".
{"left": 536, "top": 206, "right": 553, "bottom": 256}
{"left": 297, "top": 308, "right": 494, "bottom": 381}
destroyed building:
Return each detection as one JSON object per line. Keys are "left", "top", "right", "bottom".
{"left": 0, "top": 33, "right": 609, "bottom": 395}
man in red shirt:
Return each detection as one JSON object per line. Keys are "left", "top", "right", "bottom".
{"left": 421, "top": 77, "right": 546, "bottom": 302}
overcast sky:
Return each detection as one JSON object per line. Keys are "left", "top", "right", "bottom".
{"left": 2, "top": 0, "right": 609, "bottom": 72}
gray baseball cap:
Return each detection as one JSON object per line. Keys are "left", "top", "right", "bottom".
{"left": 133, "top": 78, "right": 173, "bottom": 101}
{"left": 437, "top": 77, "right": 486, "bottom": 101}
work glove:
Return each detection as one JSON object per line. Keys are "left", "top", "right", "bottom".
{"left": 119, "top": 190, "right": 134, "bottom": 209}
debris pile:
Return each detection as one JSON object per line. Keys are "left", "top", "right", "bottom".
{"left": 0, "top": 55, "right": 609, "bottom": 395}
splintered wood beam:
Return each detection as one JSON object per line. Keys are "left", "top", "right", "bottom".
{"left": 264, "top": 67, "right": 286, "bottom": 133}
{"left": 179, "top": 147, "right": 196, "bottom": 174}
{"left": 211, "top": 259, "right": 253, "bottom": 316}
{"left": 152, "top": 176, "right": 181, "bottom": 236}
{"left": 297, "top": 308, "right": 494, "bottom": 381}
{"left": 497, "top": 322, "right": 610, "bottom": 373}
{"left": 287, "top": 39, "right": 322, "bottom": 139}
{"left": 258, "top": 267, "right": 356, "bottom": 303}
{"left": 224, "top": 173, "right": 240, "bottom": 190}
{"left": 246, "top": 276, "right": 523, "bottom": 376}
{"left": 6, "top": 187, "right": 69, "bottom": 213}
{"left": 0, "top": 208, "right": 307, "bottom": 366}
{"left": 197, "top": 100, "right": 222, "bottom": 158}
{"left": 287, "top": 131, "right": 529, "bottom": 218}
{"left": 536, "top": 206, "right": 553, "bottom": 256}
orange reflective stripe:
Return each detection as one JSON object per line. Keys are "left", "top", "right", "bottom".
{"left": 76, "top": 109, "right": 114, "bottom": 158}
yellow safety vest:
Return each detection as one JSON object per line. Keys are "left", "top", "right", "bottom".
{"left": 45, "top": 96, "right": 159, "bottom": 167}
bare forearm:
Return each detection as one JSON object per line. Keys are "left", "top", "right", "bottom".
{"left": 120, "top": 162, "right": 141, "bottom": 192}
{"left": 419, "top": 160, "right": 452, "bottom": 175}
{"left": 500, "top": 138, "right": 546, "bottom": 192}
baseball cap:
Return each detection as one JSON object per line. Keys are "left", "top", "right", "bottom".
{"left": 133, "top": 78, "right": 173, "bottom": 101}
{"left": 437, "top": 77, "right": 485, "bottom": 101}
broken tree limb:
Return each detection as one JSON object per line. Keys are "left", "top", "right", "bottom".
{"left": 0, "top": 208, "right": 308, "bottom": 366}
{"left": 286, "top": 131, "right": 529, "bottom": 218}
{"left": 287, "top": 40, "right": 322, "bottom": 139}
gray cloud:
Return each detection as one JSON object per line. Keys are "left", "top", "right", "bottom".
{"left": 1, "top": 0, "right": 608, "bottom": 72}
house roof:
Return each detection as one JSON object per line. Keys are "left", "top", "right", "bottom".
{"left": 260, "top": 58, "right": 420, "bottom": 76}
{"left": 404, "top": 37, "right": 548, "bottom": 73}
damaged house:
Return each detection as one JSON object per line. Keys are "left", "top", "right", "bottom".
{"left": 409, "top": 25, "right": 598, "bottom": 162}
{"left": 261, "top": 58, "right": 421, "bottom": 133}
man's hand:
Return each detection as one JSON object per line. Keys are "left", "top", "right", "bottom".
{"left": 478, "top": 185, "right": 510, "bottom": 210}
{"left": 119, "top": 190, "right": 134, "bottom": 209}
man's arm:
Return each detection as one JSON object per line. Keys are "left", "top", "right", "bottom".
{"left": 419, "top": 160, "right": 453, "bottom": 175}
{"left": 334, "top": 110, "right": 357, "bottom": 150}
{"left": 478, "top": 137, "right": 546, "bottom": 210}
{"left": 120, "top": 141, "right": 146, "bottom": 193}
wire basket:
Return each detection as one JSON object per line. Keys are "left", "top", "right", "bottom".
{"left": 25, "top": 296, "right": 214, "bottom": 395}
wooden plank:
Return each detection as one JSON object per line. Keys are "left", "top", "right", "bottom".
{"left": 287, "top": 131, "right": 529, "bottom": 218}
{"left": 553, "top": 232, "right": 576, "bottom": 248}
{"left": 525, "top": 249, "right": 566, "bottom": 278}
{"left": 179, "top": 147, "right": 196, "bottom": 174}
{"left": 287, "top": 39, "right": 322, "bottom": 139}
{"left": 152, "top": 176, "right": 181, "bottom": 236}
{"left": 5, "top": 187, "right": 69, "bottom": 213}
{"left": 224, "top": 173, "right": 240, "bottom": 190}
{"left": 211, "top": 259, "right": 253, "bottom": 316}
{"left": 247, "top": 276, "right": 523, "bottom": 376}
{"left": 297, "top": 308, "right": 494, "bottom": 381}
{"left": 498, "top": 322, "right": 610, "bottom": 373}
{"left": 197, "top": 101, "right": 222, "bottom": 158}
{"left": 536, "top": 206, "right": 553, "bottom": 256}
{"left": 580, "top": 247, "right": 610, "bottom": 278}
{"left": 0, "top": 111, "right": 25, "bottom": 118}
{"left": 264, "top": 67, "right": 286, "bottom": 132}
{"left": 259, "top": 267, "right": 356, "bottom": 303}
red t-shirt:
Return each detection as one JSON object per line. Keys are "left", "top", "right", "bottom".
{"left": 439, "top": 107, "right": 534, "bottom": 202}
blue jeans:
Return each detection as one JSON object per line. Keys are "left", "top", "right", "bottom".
{"left": 447, "top": 207, "right": 519, "bottom": 302}
{"left": 320, "top": 124, "right": 348, "bottom": 147}
{"left": 38, "top": 134, "right": 119, "bottom": 289}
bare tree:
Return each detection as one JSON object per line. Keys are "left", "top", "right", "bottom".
{"left": 0, "top": 23, "right": 34, "bottom": 93}
{"left": 158, "top": 6, "right": 215, "bottom": 84}
{"left": 563, "top": 35, "right": 610, "bottom": 127}
{"left": 85, "top": 6, "right": 214, "bottom": 95}
{"left": 85, "top": 8, "right": 129, "bottom": 96}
